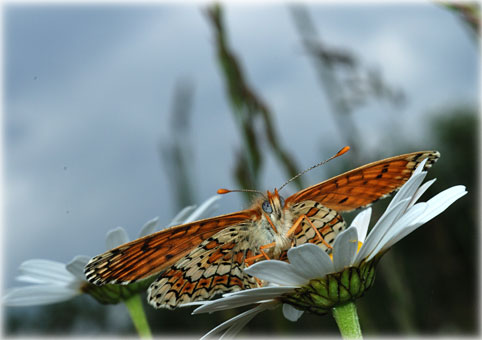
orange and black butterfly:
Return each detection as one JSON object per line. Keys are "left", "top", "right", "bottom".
{"left": 84, "top": 149, "right": 439, "bottom": 309}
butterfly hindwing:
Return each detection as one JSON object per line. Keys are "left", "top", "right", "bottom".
{"left": 286, "top": 151, "right": 439, "bottom": 212}
{"left": 147, "top": 221, "right": 259, "bottom": 309}
{"left": 84, "top": 210, "right": 258, "bottom": 285}
{"left": 289, "top": 200, "right": 346, "bottom": 251}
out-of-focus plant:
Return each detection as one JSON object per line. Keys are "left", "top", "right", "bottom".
{"left": 205, "top": 4, "right": 303, "bottom": 195}
{"left": 289, "top": 5, "right": 406, "bottom": 164}
{"left": 424, "top": 109, "right": 477, "bottom": 330}
{"left": 441, "top": 2, "right": 480, "bottom": 38}
{"left": 4, "top": 221, "right": 159, "bottom": 338}
{"left": 160, "top": 79, "right": 196, "bottom": 211}
{"left": 4, "top": 198, "right": 222, "bottom": 338}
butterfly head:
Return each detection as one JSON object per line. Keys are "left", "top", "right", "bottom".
{"left": 263, "top": 188, "right": 285, "bottom": 220}
{"left": 217, "top": 187, "right": 287, "bottom": 234}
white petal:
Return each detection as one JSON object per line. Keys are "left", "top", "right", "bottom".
{"left": 408, "top": 178, "right": 436, "bottom": 209}
{"left": 222, "top": 286, "right": 298, "bottom": 298}
{"left": 200, "top": 301, "right": 278, "bottom": 340}
{"left": 282, "top": 304, "right": 304, "bottom": 322}
{"left": 349, "top": 208, "right": 371, "bottom": 244}
{"left": 378, "top": 186, "right": 467, "bottom": 254}
{"left": 193, "top": 296, "right": 273, "bottom": 314}
{"left": 182, "top": 195, "right": 221, "bottom": 224}
{"left": 287, "top": 244, "right": 334, "bottom": 279}
{"left": 386, "top": 172, "right": 426, "bottom": 212}
{"left": 244, "top": 261, "right": 307, "bottom": 286}
{"left": 18, "top": 260, "right": 75, "bottom": 285}
{"left": 417, "top": 186, "right": 467, "bottom": 224}
{"left": 220, "top": 314, "right": 253, "bottom": 340}
{"left": 413, "top": 158, "right": 428, "bottom": 175}
{"left": 180, "top": 301, "right": 204, "bottom": 307}
{"left": 3, "top": 286, "right": 80, "bottom": 306}
{"left": 138, "top": 217, "right": 159, "bottom": 237}
{"left": 15, "top": 275, "right": 45, "bottom": 284}
{"left": 66, "top": 255, "right": 90, "bottom": 281}
{"left": 105, "top": 227, "right": 129, "bottom": 249}
{"left": 333, "top": 227, "right": 358, "bottom": 272}
{"left": 168, "top": 205, "right": 197, "bottom": 227}
{"left": 366, "top": 203, "right": 427, "bottom": 261}
{"left": 380, "top": 222, "right": 424, "bottom": 253}
{"left": 193, "top": 286, "right": 295, "bottom": 314}
{"left": 355, "top": 198, "right": 409, "bottom": 264}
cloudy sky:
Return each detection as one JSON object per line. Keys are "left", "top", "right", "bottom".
{"left": 3, "top": 2, "right": 478, "bottom": 291}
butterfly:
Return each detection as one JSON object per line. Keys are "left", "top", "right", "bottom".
{"left": 84, "top": 149, "right": 439, "bottom": 309}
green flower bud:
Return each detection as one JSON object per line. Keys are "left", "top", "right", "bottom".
{"left": 281, "top": 257, "right": 380, "bottom": 315}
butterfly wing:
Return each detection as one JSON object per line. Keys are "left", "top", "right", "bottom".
{"left": 147, "top": 220, "right": 260, "bottom": 309}
{"left": 84, "top": 210, "right": 258, "bottom": 285}
{"left": 285, "top": 151, "right": 440, "bottom": 212}
{"left": 289, "top": 200, "right": 346, "bottom": 251}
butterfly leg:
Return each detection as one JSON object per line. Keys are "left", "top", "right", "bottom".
{"left": 286, "top": 214, "right": 332, "bottom": 249}
{"left": 244, "top": 242, "right": 277, "bottom": 267}
{"left": 244, "top": 242, "right": 278, "bottom": 287}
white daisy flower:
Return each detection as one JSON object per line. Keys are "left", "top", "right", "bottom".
{"left": 193, "top": 160, "right": 467, "bottom": 339}
{"left": 3, "top": 196, "right": 221, "bottom": 306}
{"left": 3, "top": 257, "right": 89, "bottom": 306}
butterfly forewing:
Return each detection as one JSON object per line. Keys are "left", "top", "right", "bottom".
{"left": 286, "top": 151, "right": 439, "bottom": 212}
{"left": 84, "top": 210, "right": 258, "bottom": 285}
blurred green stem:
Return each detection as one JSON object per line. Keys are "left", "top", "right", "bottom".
{"left": 332, "top": 301, "right": 363, "bottom": 339}
{"left": 124, "top": 294, "right": 152, "bottom": 339}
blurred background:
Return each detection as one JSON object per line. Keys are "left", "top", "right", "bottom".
{"left": 3, "top": 2, "right": 479, "bottom": 337}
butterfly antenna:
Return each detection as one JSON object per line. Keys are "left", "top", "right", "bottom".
{"left": 217, "top": 188, "right": 265, "bottom": 196}
{"left": 278, "top": 146, "right": 350, "bottom": 192}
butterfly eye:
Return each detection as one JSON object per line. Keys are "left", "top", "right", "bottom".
{"left": 279, "top": 196, "right": 285, "bottom": 207}
{"left": 262, "top": 201, "right": 273, "bottom": 214}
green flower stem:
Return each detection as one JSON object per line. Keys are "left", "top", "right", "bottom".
{"left": 332, "top": 301, "right": 363, "bottom": 339}
{"left": 124, "top": 294, "right": 152, "bottom": 339}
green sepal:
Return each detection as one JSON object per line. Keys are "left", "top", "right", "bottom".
{"left": 311, "top": 279, "right": 329, "bottom": 298}
{"left": 309, "top": 292, "right": 333, "bottom": 309}
{"left": 328, "top": 276, "right": 340, "bottom": 302}
{"left": 349, "top": 270, "right": 361, "bottom": 296}
{"left": 81, "top": 276, "right": 156, "bottom": 305}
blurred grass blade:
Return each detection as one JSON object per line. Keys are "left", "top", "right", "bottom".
{"left": 289, "top": 5, "right": 362, "bottom": 162}
{"left": 441, "top": 2, "right": 480, "bottom": 38}
{"left": 206, "top": 4, "right": 302, "bottom": 194}
{"left": 160, "top": 79, "right": 196, "bottom": 211}
{"left": 289, "top": 5, "right": 406, "bottom": 164}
